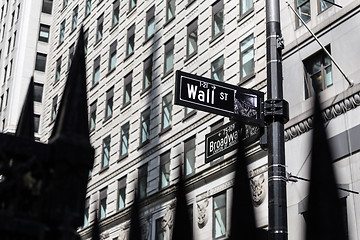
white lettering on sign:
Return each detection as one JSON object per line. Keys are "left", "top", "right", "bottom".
{"left": 187, "top": 83, "right": 215, "bottom": 104}
{"left": 209, "top": 130, "right": 238, "bottom": 154}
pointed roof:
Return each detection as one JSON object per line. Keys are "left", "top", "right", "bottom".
{"left": 50, "top": 26, "right": 89, "bottom": 141}
{"left": 15, "top": 77, "right": 34, "bottom": 139}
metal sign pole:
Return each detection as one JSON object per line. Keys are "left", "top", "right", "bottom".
{"left": 265, "top": 1, "right": 289, "bottom": 240}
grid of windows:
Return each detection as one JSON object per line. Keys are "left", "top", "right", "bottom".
{"left": 105, "top": 87, "right": 114, "bottom": 119}
{"left": 123, "top": 72, "right": 132, "bottom": 107}
{"left": 39, "top": 24, "right": 50, "bottom": 43}
{"left": 120, "top": 122, "right": 130, "bottom": 157}
{"left": 146, "top": 6, "right": 155, "bottom": 40}
{"left": 240, "top": 34, "right": 254, "bottom": 80}
{"left": 140, "top": 108, "right": 151, "bottom": 144}
{"left": 161, "top": 92, "right": 172, "bottom": 131}
{"left": 164, "top": 38, "right": 174, "bottom": 75}
{"left": 211, "top": 55, "right": 224, "bottom": 81}
{"left": 143, "top": 55, "right": 152, "bottom": 91}
{"left": 159, "top": 151, "right": 170, "bottom": 189}
{"left": 99, "top": 187, "right": 107, "bottom": 220}
{"left": 118, "top": 177, "right": 126, "bottom": 210}
{"left": 102, "top": 135, "right": 111, "bottom": 169}
{"left": 213, "top": 192, "right": 227, "bottom": 238}
{"left": 212, "top": 0, "right": 224, "bottom": 39}
{"left": 187, "top": 19, "right": 198, "bottom": 58}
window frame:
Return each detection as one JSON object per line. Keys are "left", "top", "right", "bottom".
{"left": 35, "top": 52, "right": 47, "bottom": 72}
{"left": 143, "top": 55, "right": 152, "bottom": 92}
{"left": 120, "top": 122, "right": 130, "bottom": 158}
{"left": 112, "top": 0, "right": 120, "bottom": 27}
{"left": 123, "top": 72, "right": 132, "bottom": 107}
{"left": 159, "top": 151, "right": 171, "bottom": 189}
{"left": 55, "top": 57, "right": 62, "bottom": 82}
{"left": 240, "top": 34, "right": 255, "bottom": 82}
{"left": 318, "top": 0, "right": 334, "bottom": 13}
{"left": 101, "top": 135, "right": 111, "bottom": 170}
{"left": 68, "top": 43, "right": 75, "bottom": 70}
{"left": 295, "top": 0, "right": 311, "bottom": 27}
{"left": 213, "top": 191, "right": 227, "bottom": 239}
{"left": 212, "top": 0, "right": 224, "bottom": 39}
{"left": 109, "top": 40, "right": 117, "bottom": 71}
{"left": 187, "top": 18, "right": 198, "bottom": 59}
{"left": 51, "top": 95, "right": 58, "bottom": 121}
{"left": 105, "top": 87, "right": 114, "bottom": 120}
{"left": 93, "top": 56, "right": 101, "bottom": 86}
{"left": 34, "top": 114, "right": 40, "bottom": 133}
{"left": 140, "top": 108, "right": 151, "bottom": 145}
{"left": 166, "top": 0, "right": 176, "bottom": 23}
{"left": 126, "top": 24, "right": 135, "bottom": 57}
{"left": 34, "top": 83, "right": 44, "bottom": 103}
{"left": 164, "top": 38, "right": 174, "bottom": 76}
{"left": 184, "top": 136, "right": 196, "bottom": 177}
{"left": 211, "top": 55, "right": 224, "bottom": 82}
{"left": 42, "top": 0, "right": 52, "bottom": 14}
{"left": 89, "top": 100, "right": 97, "bottom": 132}
{"left": 161, "top": 92, "right": 173, "bottom": 132}
{"left": 145, "top": 6, "right": 155, "bottom": 40}
{"left": 59, "top": 20, "right": 66, "bottom": 44}
{"left": 155, "top": 217, "right": 164, "bottom": 240}
{"left": 240, "top": 0, "right": 254, "bottom": 18}
{"left": 129, "top": 0, "right": 137, "bottom": 12}
{"left": 71, "top": 5, "right": 78, "bottom": 31}
{"left": 39, "top": 24, "right": 50, "bottom": 43}
{"left": 96, "top": 14, "right": 104, "bottom": 43}
{"left": 138, "top": 163, "right": 148, "bottom": 199}
{"left": 99, "top": 187, "right": 108, "bottom": 220}
{"left": 84, "top": 197, "right": 90, "bottom": 227}
{"left": 117, "top": 177, "right": 127, "bottom": 211}
{"left": 85, "top": 0, "right": 91, "bottom": 16}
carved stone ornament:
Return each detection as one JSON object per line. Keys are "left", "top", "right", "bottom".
{"left": 197, "top": 198, "right": 209, "bottom": 228}
{"left": 250, "top": 173, "right": 266, "bottom": 207}
{"left": 162, "top": 205, "right": 174, "bottom": 240}
{"left": 142, "top": 216, "right": 152, "bottom": 240}
{"left": 118, "top": 225, "right": 129, "bottom": 240}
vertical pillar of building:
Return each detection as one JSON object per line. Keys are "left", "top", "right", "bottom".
{"left": 265, "top": 1, "right": 289, "bottom": 240}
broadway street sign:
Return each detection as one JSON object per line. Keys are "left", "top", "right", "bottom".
{"left": 205, "top": 121, "right": 261, "bottom": 162}
{"left": 175, "top": 71, "right": 264, "bottom": 126}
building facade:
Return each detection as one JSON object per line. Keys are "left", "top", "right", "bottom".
{"left": 1, "top": 0, "right": 358, "bottom": 240}
{"left": 0, "top": 0, "right": 52, "bottom": 137}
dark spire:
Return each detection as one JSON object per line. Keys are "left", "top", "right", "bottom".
{"left": 128, "top": 190, "right": 142, "bottom": 240}
{"left": 172, "top": 167, "right": 193, "bottom": 240}
{"left": 229, "top": 129, "right": 258, "bottom": 240}
{"left": 305, "top": 93, "right": 348, "bottom": 240}
{"left": 15, "top": 77, "right": 34, "bottom": 139}
{"left": 50, "top": 26, "right": 89, "bottom": 141}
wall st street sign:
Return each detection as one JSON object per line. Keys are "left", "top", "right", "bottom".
{"left": 205, "top": 121, "right": 261, "bottom": 162}
{"left": 175, "top": 71, "right": 264, "bottom": 126}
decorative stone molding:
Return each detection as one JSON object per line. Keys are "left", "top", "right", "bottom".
{"left": 250, "top": 174, "right": 266, "bottom": 207}
{"left": 196, "top": 198, "right": 209, "bottom": 229}
{"left": 162, "top": 203, "right": 175, "bottom": 240}
{"left": 284, "top": 91, "right": 360, "bottom": 141}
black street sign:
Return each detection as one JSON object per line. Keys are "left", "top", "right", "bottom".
{"left": 175, "top": 71, "right": 264, "bottom": 126}
{"left": 205, "top": 121, "right": 261, "bottom": 162}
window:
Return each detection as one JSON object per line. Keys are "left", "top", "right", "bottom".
{"left": 0, "top": 95, "right": 3, "bottom": 112}
{"left": 102, "top": 135, "right": 111, "bottom": 169}
{"left": 2, "top": 24, "right": 5, "bottom": 40}
{"left": 140, "top": 108, "right": 151, "bottom": 144}
{"left": 187, "top": 19, "right": 198, "bottom": 58}
{"left": 118, "top": 177, "right": 126, "bottom": 210}
{"left": 34, "top": 114, "right": 40, "bottom": 133}
{"left": 164, "top": 38, "right": 174, "bottom": 75}
{"left": 10, "top": 11, "right": 14, "bottom": 27}
{"left": 303, "top": 47, "right": 332, "bottom": 99}
{"left": 99, "top": 187, "right": 107, "bottom": 220}
{"left": 123, "top": 72, "right": 132, "bottom": 106}
{"left": 145, "top": 6, "right": 155, "bottom": 40}
{"left": 93, "top": 56, "right": 101, "bottom": 85}
{"left": 13, "top": 31, "right": 16, "bottom": 49}
{"left": 17, "top": 4, "right": 20, "bottom": 20}
{"left": 138, "top": 164, "right": 148, "bottom": 199}
{"left": 213, "top": 192, "right": 226, "bottom": 238}
{"left": 42, "top": 0, "right": 52, "bottom": 14}
{"left": 155, "top": 218, "right": 164, "bottom": 240}
{"left": 51, "top": 95, "right": 58, "bottom": 121}
{"left": 112, "top": 0, "right": 120, "bottom": 27}
{"left": 85, "top": 0, "right": 91, "bottom": 16}
{"left": 72, "top": 6, "right": 78, "bottom": 31}
{"left": 105, "top": 87, "right": 114, "bottom": 119}
{"left": 126, "top": 24, "right": 135, "bottom": 56}
{"left": 129, "top": 0, "right": 137, "bottom": 11}
{"left": 120, "top": 122, "right": 130, "bottom": 157}
{"left": 84, "top": 29, "right": 89, "bottom": 55}
{"left": 319, "top": 0, "right": 334, "bottom": 12}
{"left": 34, "top": 83, "right": 44, "bottom": 103}
{"left": 55, "top": 57, "right": 61, "bottom": 82}
{"left": 35, "top": 53, "right": 47, "bottom": 72}
{"left": 7, "top": 37, "right": 11, "bottom": 55}
{"left": 212, "top": 0, "right": 224, "bottom": 38}
{"left": 5, "top": 89, "right": 9, "bottom": 108}
{"left": 39, "top": 24, "right": 50, "bottom": 42}
{"left": 184, "top": 136, "right": 195, "bottom": 176}
{"left": 59, "top": 20, "right": 65, "bottom": 44}
{"left": 240, "top": 0, "right": 253, "bottom": 16}
{"left": 96, "top": 14, "right": 104, "bottom": 42}
{"left": 63, "top": 0, "right": 68, "bottom": 9}
{"left": 89, "top": 101, "right": 97, "bottom": 132}
{"left": 68, "top": 44, "right": 75, "bottom": 70}
{"left": 161, "top": 92, "right": 172, "bottom": 131}
{"left": 109, "top": 41, "right": 117, "bottom": 71}
{"left": 211, "top": 55, "right": 224, "bottom": 81}
{"left": 159, "top": 151, "right": 170, "bottom": 189}
{"left": 240, "top": 34, "right": 254, "bottom": 80}
{"left": 143, "top": 55, "right": 152, "bottom": 91}
{"left": 166, "top": 0, "right": 175, "bottom": 22}
{"left": 84, "top": 197, "right": 90, "bottom": 227}
{"left": 296, "top": 0, "right": 310, "bottom": 26}
{"left": 3, "top": 66, "right": 7, "bottom": 82}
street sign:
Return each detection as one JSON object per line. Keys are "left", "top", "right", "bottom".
{"left": 175, "top": 71, "right": 264, "bottom": 126}
{"left": 205, "top": 121, "right": 261, "bottom": 162}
